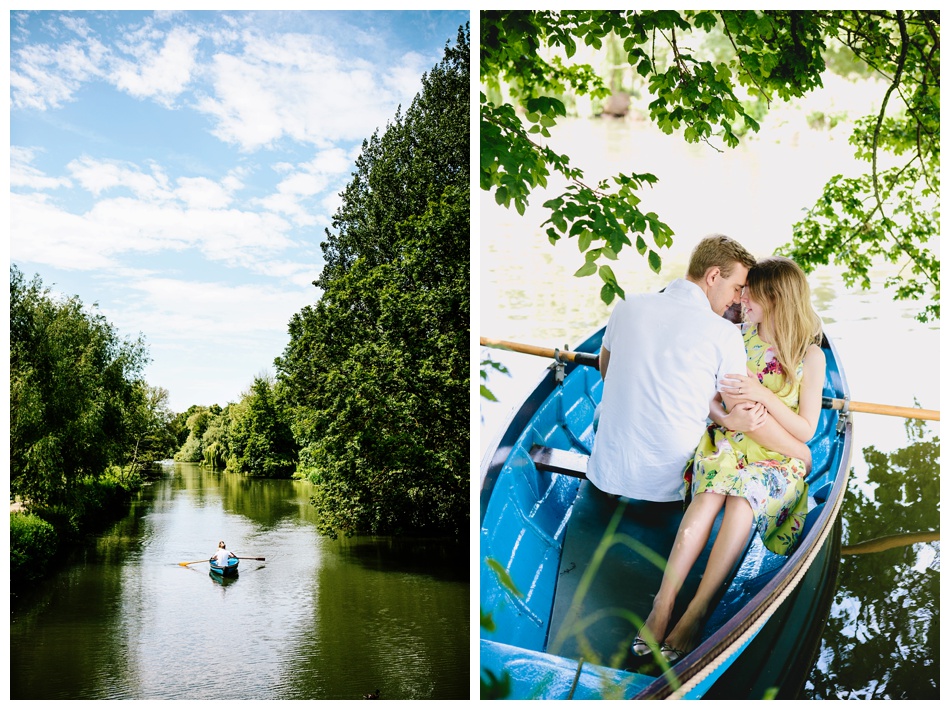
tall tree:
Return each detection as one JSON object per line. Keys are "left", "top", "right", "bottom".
{"left": 10, "top": 265, "right": 149, "bottom": 506}
{"left": 121, "top": 383, "right": 177, "bottom": 479}
{"left": 481, "top": 11, "right": 939, "bottom": 319}
{"left": 277, "top": 25, "right": 469, "bottom": 538}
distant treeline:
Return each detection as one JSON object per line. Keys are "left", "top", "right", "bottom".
{"left": 173, "top": 376, "right": 297, "bottom": 478}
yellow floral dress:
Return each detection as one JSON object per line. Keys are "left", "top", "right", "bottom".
{"left": 689, "top": 323, "right": 809, "bottom": 556}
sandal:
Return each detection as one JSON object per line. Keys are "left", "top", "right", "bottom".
{"left": 631, "top": 628, "right": 660, "bottom": 657}
{"left": 660, "top": 642, "right": 689, "bottom": 664}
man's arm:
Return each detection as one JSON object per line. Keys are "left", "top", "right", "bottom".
{"left": 599, "top": 346, "right": 610, "bottom": 380}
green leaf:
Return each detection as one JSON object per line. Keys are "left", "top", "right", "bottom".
{"left": 485, "top": 557, "right": 523, "bottom": 598}
{"left": 578, "top": 229, "right": 593, "bottom": 252}
{"left": 574, "top": 262, "right": 597, "bottom": 277}
{"left": 598, "top": 263, "right": 618, "bottom": 285}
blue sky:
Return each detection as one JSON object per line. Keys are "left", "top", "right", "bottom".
{"left": 7, "top": 9, "right": 469, "bottom": 413}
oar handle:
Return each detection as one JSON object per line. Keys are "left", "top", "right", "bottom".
{"left": 822, "top": 397, "right": 939, "bottom": 421}
{"left": 480, "top": 337, "right": 600, "bottom": 368}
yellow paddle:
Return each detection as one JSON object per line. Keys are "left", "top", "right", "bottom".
{"left": 480, "top": 336, "right": 940, "bottom": 421}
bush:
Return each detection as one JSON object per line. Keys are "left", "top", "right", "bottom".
{"left": 11, "top": 513, "right": 58, "bottom": 585}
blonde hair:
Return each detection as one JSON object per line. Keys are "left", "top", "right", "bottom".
{"left": 687, "top": 234, "right": 757, "bottom": 280}
{"left": 745, "top": 256, "right": 823, "bottom": 394}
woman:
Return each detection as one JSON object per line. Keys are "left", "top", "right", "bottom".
{"left": 633, "top": 256, "right": 825, "bottom": 663}
{"left": 212, "top": 541, "right": 236, "bottom": 567}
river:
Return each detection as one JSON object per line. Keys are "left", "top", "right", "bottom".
{"left": 479, "top": 114, "right": 939, "bottom": 699}
{"left": 9, "top": 462, "right": 469, "bottom": 700}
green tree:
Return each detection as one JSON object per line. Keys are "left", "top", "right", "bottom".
{"left": 481, "top": 10, "right": 939, "bottom": 319}
{"left": 277, "top": 25, "right": 469, "bottom": 538}
{"left": 227, "top": 376, "right": 297, "bottom": 477}
{"left": 10, "top": 265, "right": 149, "bottom": 507}
{"left": 201, "top": 403, "right": 235, "bottom": 470}
{"left": 174, "top": 406, "right": 213, "bottom": 462}
{"left": 120, "top": 382, "right": 177, "bottom": 479}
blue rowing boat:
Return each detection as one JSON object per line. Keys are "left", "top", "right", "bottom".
{"left": 209, "top": 557, "right": 239, "bottom": 577}
{"left": 480, "top": 327, "right": 853, "bottom": 699}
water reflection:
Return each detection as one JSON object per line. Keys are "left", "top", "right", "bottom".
{"left": 805, "top": 419, "right": 939, "bottom": 699}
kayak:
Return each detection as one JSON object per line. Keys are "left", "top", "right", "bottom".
{"left": 209, "top": 557, "right": 239, "bottom": 577}
{"left": 479, "top": 327, "right": 853, "bottom": 699}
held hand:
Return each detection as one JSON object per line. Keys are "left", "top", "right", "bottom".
{"left": 720, "top": 373, "right": 769, "bottom": 405}
{"left": 725, "top": 401, "right": 766, "bottom": 432}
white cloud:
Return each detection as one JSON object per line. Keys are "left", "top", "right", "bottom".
{"left": 67, "top": 156, "right": 175, "bottom": 201}
{"left": 10, "top": 38, "right": 108, "bottom": 110}
{"left": 382, "top": 50, "right": 429, "bottom": 100}
{"left": 10, "top": 192, "right": 121, "bottom": 271}
{"left": 110, "top": 26, "right": 200, "bottom": 107}
{"left": 11, "top": 184, "right": 299, "bottom": 276}
{"left": 195, "top": 30, "right": 414, "bottom": 152}
{"left": 175, "top": 176, "right": 233, "bottom": 209}
{"left": 10, "top": 147, "right": 73, "bottom": 190}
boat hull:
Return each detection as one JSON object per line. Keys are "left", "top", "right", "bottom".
{"left": 209, "top": 557, "right": 239, "bottom": 577}
{"left": 480, "top": 327, "right": 852, "bottom": 699}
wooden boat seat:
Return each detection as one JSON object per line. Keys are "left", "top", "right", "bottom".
{"left": 529, "top": 445, "right": 588, "bottom": 478}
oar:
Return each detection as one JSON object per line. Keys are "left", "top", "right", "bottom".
{"left": 479, "top": 336, "right": 600, "bottom": 368}
{"left": 821, "top": 397, "right": 939, "bottom": 421}
{"left": 179, "top": 556, "right": 265, "bottom": 567}
{"left": 481, "top": 336, "right": 940, "bottom": 421}
{"left": 179, "top": 559, "right": 209, "bottom": 567}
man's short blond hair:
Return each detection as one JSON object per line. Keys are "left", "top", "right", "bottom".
{"left": 686, "top": 234, "right": 756, "bottom": 280}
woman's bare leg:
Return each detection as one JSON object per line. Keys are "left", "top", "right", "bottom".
{"left": 664, "top": 495, "right": 754, "bottom": 652}
{"left": 639, "top": 492, "right": 725, "bottom": 646}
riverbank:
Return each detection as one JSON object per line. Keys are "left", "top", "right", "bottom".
{"left": 10, "top": 468, "right": 157, "bottom": 598}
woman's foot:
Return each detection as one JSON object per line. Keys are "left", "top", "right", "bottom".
{"left": 630, "top": 606, "right": 670, "bottom": 657}
{"left": 661, "top": 612, "right": 703, "bottom": 663}
{"left": 659, "top": 642, "right": 689, "bottom": 664}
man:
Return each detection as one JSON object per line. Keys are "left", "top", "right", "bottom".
{"left": 587, "top": 234, "right": 809, "bottom": 502}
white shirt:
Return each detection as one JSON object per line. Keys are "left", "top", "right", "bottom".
{"left": 214, "top": 548, "right": 233, "bottom": 566}
{"left": 587, "top": 279, "right": 747, "bottom": 501}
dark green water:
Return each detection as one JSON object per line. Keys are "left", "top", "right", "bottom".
{"left": 10, "top": 463, "right": 469, "bottom": 700}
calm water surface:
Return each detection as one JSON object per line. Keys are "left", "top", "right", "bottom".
{"left": 10, "top": 463, "right": 468, "bottom": 700}
{"left": 480, "top": 115, "right": 939, "bottom": 699}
